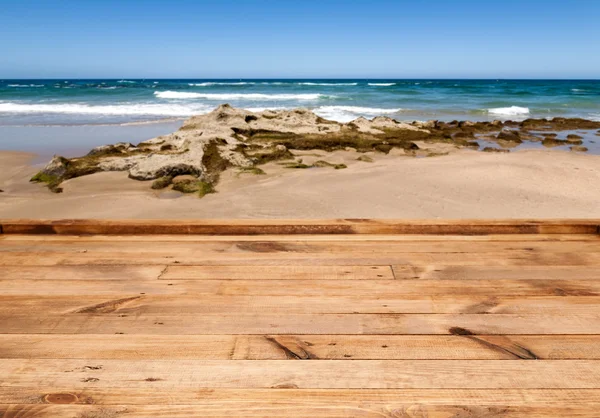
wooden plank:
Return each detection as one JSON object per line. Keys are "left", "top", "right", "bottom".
{"left": 1, "top": 403, "right": 598, "bottom": 417}
{"left": 1, "top": 313, "right": 598, "bottom": 334}
{"left": 4, "top": 233, "right": 599, "bottom": 242}
{"left": 2, "top": 388, "right": 600, "bottom": 407}
{"left": 0, "top": 266, "right": 165, "bottom": 281}
{"left": 2, "top": 359, "right": 600, "bottom": 388}
{"left": 2, "top": 335, "right": 599, "bottom": 360}
{"left": 395, "top": 265, "right": 600, "bottom": 280}
{"left": 2, "top": 279, "right": 599, "bottom": 297}
{"left": 2, "top": 218, "right": 599, "bottom": 235}
{"left": 2, "top": 295, "right": 600, "bottom": 315}
{"left": 162, "top": 265, "right": 394, "bottom": 280}
{"left": 3, "top": 250, "right": 600, "bottom": 266}
{"left": 5, "top": 238, "right": 600, "bottom": 253}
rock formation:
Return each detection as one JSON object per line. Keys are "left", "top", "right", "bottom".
{"left": 31, "top": 104, "right": 600, "bottom": 194}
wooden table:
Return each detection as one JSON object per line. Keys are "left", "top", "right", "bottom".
{"left": 1, "top": 219, "right": 600, "bottom": 417}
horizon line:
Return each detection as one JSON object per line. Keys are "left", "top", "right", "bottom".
{"left": 2, "top": 77, "right": 600, "bottom": 81}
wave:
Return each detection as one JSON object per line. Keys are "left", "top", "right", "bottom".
{"left": 314, "top": 105, "right": 403, "bottom": 123}
{"left": 7, "top": 84, "right": 44, "bottom": 88}
{"left": 154, "top": 91, "right": 328, "bottom": 100}
{"left": 571, "top": 88, "right": 586, "bottom": 92}
{"left": 487, "top": 106, "right": 530, "bottom": 117}
{"left": 0, "top": 102, "right": 214, "bottom": 117}
{"left": 189, "top": 82, "right": 255, "bottom": 86}
{"left": 368, "top": 83, "right": 396, "bottom": 87}
{"left": 296, "top": 82, "right": 357, "bottom": 86}
{"left": 117, "top": 80, "right": 136, "bottom": 84}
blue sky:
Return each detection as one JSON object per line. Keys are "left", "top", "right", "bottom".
{"left": 1, "top": 0, "right": 599, "bottom": 78}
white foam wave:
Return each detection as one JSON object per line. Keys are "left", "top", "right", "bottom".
{"left": 487, "top": 106, "right": 530, "bottom": 117}
{"left": 297, "top": 82, "right": 357, "bottom": 86}
{"left": 7, "top": 84, "right": 44, "bottom": 88}
{"left": 245, "top": 106, "right": 290, "bottom": 113}
{"left": 98, "top": 86, "right": 117, "bottom": 90}
{"left": 117, "top": 80, "right": 136, "bottom": 84}
{"left": 189, "top": 82, "right": 255, "bottom": 86}
{"left": 154, "top": 91, "right": 327, "bottom": 100}
{"left": 0, "top": 102, "right": 214, "bottom": 117}
{"left": 368, "top": 83, "right": 396, "bottom": 87}
{"left": 314, "top": 106, "right": 402, "bottom": 123}
{"left": 571, "top": 88, "right": 587, "bottom": 92}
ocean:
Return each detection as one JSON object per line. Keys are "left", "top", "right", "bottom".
{"left": 1, "top": 79, "right": 599, "bottom": 155}
{"left": 2, "top": 79, "right": 599, "bottom": 125}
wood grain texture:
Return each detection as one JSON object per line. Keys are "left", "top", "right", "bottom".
{"left": 2, "top": 218, "right": 600, "bottom": 235}
{"left": 1, "top": 335, "right": 599, "bottom": 360}
{"left": 2, "top": 359, "right": 600, "bottom": 388}
{"left": 1, "top": 221, "right": 600, "bottom": 417}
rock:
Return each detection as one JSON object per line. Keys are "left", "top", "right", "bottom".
{"left": 0, "top": 189, "right": 4, "bottom": 192}
{"left": 497, "top": 130, "right": 522, "bottom": 142}
{"left": 570, "top": 146, "right": 588, "bottom": 152}
{"left": 542, "top": 138, "right": 569, "bottom": 147}
{"left": 172, "top": 175, "right": 198, "bottom": 184}
{"left": 453, "top": 132, "right": 474, "bottom": 139}
{"left": 418, "top": 120, "right": 437, "bottom": 129}
{"left": 41, "top": 155, "right": 69, "bottom": 178}
{"left": 151, "top": 176, "right": 173, "bottom": 190}
{"left": 374, "top": 144, "right": 393, "bottom": 154}
{"left": 87, "top": 143, "right": 136, "bottom": 157}
{"left": 566, "top": 134, "right": 584, "bottom": 145}
{"left": 483, "top": 147, "right": 510, "bottom": 153}
{"left": 33, "top": 105, "right": 600, "bottom": 194}
{"left": 357, "top": 155, "right": 374, "bottom": 162}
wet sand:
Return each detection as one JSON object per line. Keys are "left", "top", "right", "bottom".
{"left": 2, "top": 148, "right": 600, "bottom": 219}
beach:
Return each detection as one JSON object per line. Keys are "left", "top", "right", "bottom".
{"left": 2, "top": 144, "right": 600, "bottom": 219}
{"left": 1, "top": 79, "right": 600, "bottom": 220}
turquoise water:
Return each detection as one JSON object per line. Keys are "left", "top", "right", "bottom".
{"left": 1, "top": 79, "right": 599, "bottom": 126}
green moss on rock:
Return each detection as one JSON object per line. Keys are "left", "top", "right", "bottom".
{"left": 172, "top": 179, "right": 216, "bottom": 198}
{"left": 30, "top": 172, "right": 63, "bottom": 193}
{"left": 151, "top": 176, "right": 173, "bottom": 190}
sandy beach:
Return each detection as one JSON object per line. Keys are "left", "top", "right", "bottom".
{"left": 2, "top": 146, "right": 600, "bottom": 219}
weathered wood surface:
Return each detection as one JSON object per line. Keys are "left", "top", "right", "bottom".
{"left": 1, "top": 220, "right": 600, "bottom": 417}
{"left": 2, "top": 218, "right": 600, "bottom": 235}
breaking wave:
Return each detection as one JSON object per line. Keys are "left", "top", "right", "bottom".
{"left": 297, "top": 82, "right": 358, "bottom": 86}
{"left": 314, "top": 105, "right": 403, "bottom": 122}
{"left": 368, "top": 83, "right": 396, "bottom": 87}
{"left": 189, "top": 82, "right": 255, "bottom": 86}
{"left": 487, "top": 106, "right": 530, "bottom": 117}
{"left": 7, "top": 84, "right": 44, "bottom": 88}
{"left": 0, "top": 102, "right": 214, "bottom": 117}
{"left": 154, "top": 91, "right": 329, "bottom": 100}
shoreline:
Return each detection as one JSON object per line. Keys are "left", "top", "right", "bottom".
{"left": 2, "top": 147, "right": 600, "bottom": 219}
{"left": 2, "top": 106, "right": 600, "bottom": 219}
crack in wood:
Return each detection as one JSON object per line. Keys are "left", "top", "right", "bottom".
{"left": 461, "top": 298, "right": 499, "bottom": 314}
{"left": 264, "top": 336, "right": 318, "bottom": 360}
{"left": 449, "top": 328, "right": 538, "bottom": 360}
{"left": 72, "top": 296, "right": 142, "bottom": 314}
{"left": 236, "top": 242, "right": 295, "bottom": 253}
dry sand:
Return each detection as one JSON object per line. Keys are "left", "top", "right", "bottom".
{"left": 1, "top": 148, "right": 599, "bottom": 219}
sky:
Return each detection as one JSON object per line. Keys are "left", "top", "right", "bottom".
{"left": 0, "top": 0, "right": 599, "bottom": 79}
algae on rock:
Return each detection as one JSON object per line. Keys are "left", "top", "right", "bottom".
{"left": 31, "top": 104, "right": 600, "bottom": 193}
